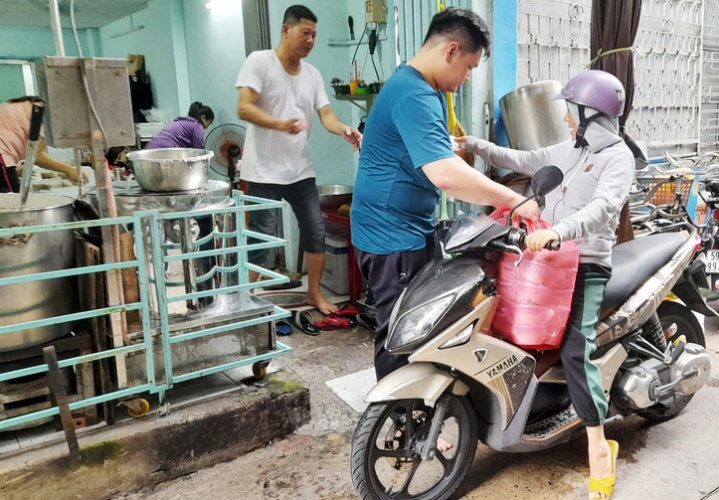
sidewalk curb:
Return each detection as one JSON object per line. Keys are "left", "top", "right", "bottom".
{"left": 0, "top": 372, "right": 310, "bottom": 500}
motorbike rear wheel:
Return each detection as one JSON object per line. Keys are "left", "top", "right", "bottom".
{"left": 637, "top": 301, "right": 705, "bottom": 423}
{"left": 351, "top": 396, "right": 477, "bottom": 500}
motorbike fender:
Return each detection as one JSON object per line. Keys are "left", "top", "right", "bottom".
{"left": 364, "top": 363, "right": 468, "bottom": 406}
{"left": 672, "top": 267, "right": 719, "bottom": 318}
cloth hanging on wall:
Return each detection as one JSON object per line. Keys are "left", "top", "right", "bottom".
{"left": 591, "top": 0, "right": 642, "bottom": 244}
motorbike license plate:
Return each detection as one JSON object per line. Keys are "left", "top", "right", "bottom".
{"left": 707, "top": 250, "right": 719, "bottom": 273}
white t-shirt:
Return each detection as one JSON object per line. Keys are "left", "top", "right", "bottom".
{"left": 235, "top": 50, "right": 330, "bottom": 184}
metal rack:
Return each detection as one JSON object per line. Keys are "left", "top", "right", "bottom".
{"left": 0, "top": 192, "right": 292, "bottom": 432}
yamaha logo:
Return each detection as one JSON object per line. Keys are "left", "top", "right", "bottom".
{"left": 473, "top": 348, "right": 487, "bottom": 363}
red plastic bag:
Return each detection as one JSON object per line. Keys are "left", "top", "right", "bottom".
{"left": 489, "top": 208, "right": 580, "bottom": 350}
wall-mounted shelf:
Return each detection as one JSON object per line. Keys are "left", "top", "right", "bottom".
{"left": 326, "top": 37, "right": 387, "bottom": 47}
{"left": 333, "top": 94, "right": 377, "bottom": 114}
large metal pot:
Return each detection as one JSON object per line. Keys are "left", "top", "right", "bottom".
{"left": 318, "top": 184, "right": 353, "bottom": 210}
{"left": 0, "top": 193, "right": 77, "bottom": 351}
{"left": 499, "top": 81, "right": 571, "bottom": 151}
{"left": 88, "top": 180, "right": 236, "bottom": 318}
{"left": 126, "top": 148, "right": 214, "bottom": 192}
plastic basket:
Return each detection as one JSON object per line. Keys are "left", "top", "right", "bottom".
{"left": 635, "top": 175, "right": 694, "bottom": 206}
{"left": 696, "top": 205, "right": 709, "bottom": 227}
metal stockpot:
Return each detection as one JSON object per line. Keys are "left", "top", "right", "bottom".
{"left": 0, "top": 193, "right": 77, "bottom": 351}
{"left": 88, "top": 180, "right": 236, "bottom": 318}
{"left": 499, "top": 80, "right": 572, "bottom": 151}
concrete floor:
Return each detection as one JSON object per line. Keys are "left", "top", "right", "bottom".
{"left": 116, "top": 309, "right": 719, "bottom": 500}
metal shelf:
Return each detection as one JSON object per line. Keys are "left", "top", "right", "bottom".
{"left": 333, "top": 94, "right": 377, "bottom": 114}
{"left": 326, "top": 37, "right": 387, "bottom": 47}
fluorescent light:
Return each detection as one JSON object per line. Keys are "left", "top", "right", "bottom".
{"left": 109, "top": 25, "right": 145, "bottom": 38}
{"left": 205, "top": 0, "right": 240, "bottom": 9}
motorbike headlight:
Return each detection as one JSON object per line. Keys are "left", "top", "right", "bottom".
{"left": 387, "top": 294, "right": 455, "bottom": 352}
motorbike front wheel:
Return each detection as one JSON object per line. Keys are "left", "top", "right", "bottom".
{"left": 351, "top": 396, "right": 477, "bottom": 500}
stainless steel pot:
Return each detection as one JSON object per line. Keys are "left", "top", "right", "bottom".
{"left": 318, "top": 184, "right": 353, "bottom": 210}
{"left": 88, "top": 180, "right": 236, "bottom": 318}
{"left": 126, "top": 148, "right": 214, "bottom": 192}
{"left": 0, "top": 193, "right": 77, "bottom": 351}
{"left": 499, "top": 81, "right": 572, "bottom": 151}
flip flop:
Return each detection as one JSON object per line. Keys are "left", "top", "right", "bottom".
{"left": 287, "top": 310, "right": 320, "bottom": 336}
{"left": 331, "top": 304, "right": 361, "bottom": 317}
{"left": 314, "top": 315, "right": 357, "bottom": 331}
{"left": 261, "top": 279, "right": 303, "bottom": 291}
{"left": 355, "top": 313, "right": 378, "bottom": 333}
{"left": 588, "top": 440, "right": 619, "bottom": 500}
{"left": 276, "top": 320, "right": 293, "bottom": 336}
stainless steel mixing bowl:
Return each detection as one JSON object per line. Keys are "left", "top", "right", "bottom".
{"left": 127, "top": 148, "right": 214, "bottom": 192}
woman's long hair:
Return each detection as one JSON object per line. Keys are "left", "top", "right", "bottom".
{"left": 188, "top": 101, "right": 214, "bottom": 122}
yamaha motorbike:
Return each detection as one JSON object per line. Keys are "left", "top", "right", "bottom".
{"left": 350, "top": 166, "right": 713, "bottom": 500}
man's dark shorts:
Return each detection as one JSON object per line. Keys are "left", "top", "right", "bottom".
{"left": 245, "top": 178, "right": 325, "bottom": 265}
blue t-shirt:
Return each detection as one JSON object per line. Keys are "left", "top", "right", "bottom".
{"left": 351, "top": 64, "right": 454, "bottom": 255}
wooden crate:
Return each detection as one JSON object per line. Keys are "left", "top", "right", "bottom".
{"left": 0, "top": 333, "right": 98, "bottom": 431}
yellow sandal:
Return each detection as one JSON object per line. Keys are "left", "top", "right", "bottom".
{"left": 588, "top": 440, "right": 619, "bottom": 499}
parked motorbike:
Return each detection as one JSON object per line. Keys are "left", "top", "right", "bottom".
{"left": 351, "top": 166, "right": 713, "bottom": 500}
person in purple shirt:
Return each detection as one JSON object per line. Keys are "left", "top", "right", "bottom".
{"left": 145, "top": 102, "right": 214, "bottom": 149}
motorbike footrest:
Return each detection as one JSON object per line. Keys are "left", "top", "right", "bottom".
{"left": 523, "top": 406, "right": 579, "bottom": 440}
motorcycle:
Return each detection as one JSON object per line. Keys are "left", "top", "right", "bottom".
{"left": 350, "top": 166, "right": 713, "bottom": 500}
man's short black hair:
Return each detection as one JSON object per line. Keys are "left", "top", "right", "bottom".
{"left": 423, "top": 7, "right": 491, "bottom": 56}
{"left": 283, "top": 5, "right": 317, "bottom": 25}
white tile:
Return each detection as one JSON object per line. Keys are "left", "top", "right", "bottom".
{"left": 325, "top": 368, "right": 376, "bottom": 413}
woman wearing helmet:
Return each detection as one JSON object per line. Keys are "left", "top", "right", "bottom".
{"left": 458, "top": 69, "right": 634, "bottom": 499}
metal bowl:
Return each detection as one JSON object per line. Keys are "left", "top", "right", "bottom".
{"left": 126, "top": 148, "right": 214, "bottom": 192}
{"left": 318, "top": 184, "right": 353, "bottom": 210}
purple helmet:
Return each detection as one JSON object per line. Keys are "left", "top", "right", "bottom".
{"left": 553, "top": 70, "right": 626, "bottom": 117}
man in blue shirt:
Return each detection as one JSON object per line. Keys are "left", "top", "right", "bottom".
{"left": 351, "top": 8, "right": 540, "bottom": 380}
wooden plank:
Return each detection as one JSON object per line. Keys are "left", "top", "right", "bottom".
{"left": 43, "top": 346, "right": 80, "bottom": 463}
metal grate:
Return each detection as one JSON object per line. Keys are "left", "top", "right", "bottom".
{"left": 702, "top": 0, "right": 719, "bottom": 152}
{"left": 624, "top": 0, "right": 704, "bottom": 157}
{"left": 516, "top": 0, "right": 718, "bottom": 158}
{"left": 517, "top": 0, "right": 593, "bottom": 87}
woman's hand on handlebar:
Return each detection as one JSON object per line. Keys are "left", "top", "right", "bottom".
{"left": 526, "top": 229, "right": 560, "bottom": 252}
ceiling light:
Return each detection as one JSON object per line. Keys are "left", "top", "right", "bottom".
{"left": 205, "top": 0, "right": 240, "bottom": 9}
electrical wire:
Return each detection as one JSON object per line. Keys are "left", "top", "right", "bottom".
{"left": 70, "top": 0, "right": 83, "bottom": 58}
{"left": 371, "top": 55, "right": 380, "bottom": 81}
{"left": 70, "top": 0, "right": 110, "bottom": 149}
{"left": 351, "top": 24, "right": 368, "bottom": 65}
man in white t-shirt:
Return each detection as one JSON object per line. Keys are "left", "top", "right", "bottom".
{"left": 236, "top": 5, "right": 362, "bottom": 316}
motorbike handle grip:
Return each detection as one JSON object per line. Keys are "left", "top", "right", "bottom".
{"left": 28, "top": 99, "right": 45, "bottom": 142}
{"left": 545, "top": 240, "right": 561, "bottom": 251}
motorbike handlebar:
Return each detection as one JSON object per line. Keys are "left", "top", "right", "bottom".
{"left": 545, "top": 240, "right": 561, "bottom": 251}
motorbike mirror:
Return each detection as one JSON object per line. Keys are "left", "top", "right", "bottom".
{"left": 530, "top": 165, "right": 564, "bottom": 196}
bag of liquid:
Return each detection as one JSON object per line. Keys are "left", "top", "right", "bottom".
{"left": 490, "top": 208, "right": 580, "bottom": 350}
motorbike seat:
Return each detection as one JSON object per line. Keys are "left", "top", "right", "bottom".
{"left": 601, "top": 233, "right": 686, "bottom": 309}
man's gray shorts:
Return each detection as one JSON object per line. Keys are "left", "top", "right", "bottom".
{"left": 245, "top": 178, "right": 325, "bottom": 265}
